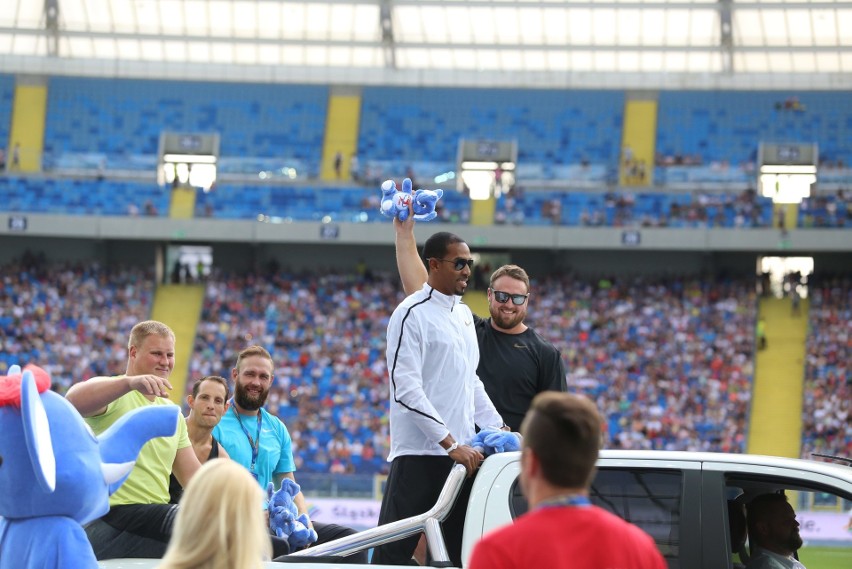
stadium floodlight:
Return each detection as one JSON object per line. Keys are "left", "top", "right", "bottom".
{"left": 759, "top": 173, "right": 816, "bottom": 204}
{"left": 158, "top": 132, "right": 220, "bottom": 191}
{"left": 457, "top": 139, "right": 517, "bottom": 201}
{"left": 757, "top": 143, "right": 818, "bottom": 204}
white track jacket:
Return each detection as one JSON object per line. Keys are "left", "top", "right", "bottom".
{"left": 386, "top": 283, "right": 504, "bottom": 460}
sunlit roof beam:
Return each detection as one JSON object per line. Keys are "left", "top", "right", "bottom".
{"left": 380, "top": 0, "right": 396, "bottom": 69}
{"left": 44, "top": 0, "right": 59, "bottom": 56}
{"left": 719, "top": 0, "right": 733, "bottom": 73}
{"left": 387, "top": 0, "right": 850, "bottom": 8}
{"left": 4, "top": 27, "right": 851, "bottom": 54}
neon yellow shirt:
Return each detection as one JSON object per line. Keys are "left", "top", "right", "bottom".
{"left": 85, "top": 381, "right": 189, "bottom": 506}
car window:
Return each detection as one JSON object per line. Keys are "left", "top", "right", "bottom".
{"left": 509, "top": 468, "right": 683, "bottom": 569}
{"left": 726, "top": 476, "right": 852, "bottom": 569}
{"left": 591, "top": 469, "right": 683, "bottom": 569}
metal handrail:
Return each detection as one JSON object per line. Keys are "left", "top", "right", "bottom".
{"left": 288, "top": 463, "right": 467, "bottom": 563}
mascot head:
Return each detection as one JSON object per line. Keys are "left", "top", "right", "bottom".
{"left": 0, "top": 364, "right": 178, "bottom": 525}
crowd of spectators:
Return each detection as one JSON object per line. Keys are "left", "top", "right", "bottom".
{"left": 0, "top": 253, "right": 155, "bottom": 391}
{"left": 2, "top": 255, "right": 846, "bottom": 474}
{"left": 187, "top": 270, "right": 759, "bottom": 467}
{"left": 800, "top": 277, "right": 851, "bottom": 459}
{"left": 187, "top": 269, "right": 401, "bottom": 475}
{"left": 578, "top": 188, "right": 772, "bottom": 228}
{"left": 524, "top": 274, "right": 757, "bottom": 452}
{"left": 799, "top": 190, "right": 851, "bottom": 228}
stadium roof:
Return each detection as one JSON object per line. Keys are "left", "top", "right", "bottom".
{"left": 1, "top": 0, "right": 850, "bottom": 89}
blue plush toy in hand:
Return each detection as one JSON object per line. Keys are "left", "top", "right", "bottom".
{"left": 267, "top": 479, "right": 318, "bottom": 550}
{"left": 380, "top": 178, "right": 444, "bottom": 222}
{"left": 466, "top": 427, "right": 522, "bottom": 456}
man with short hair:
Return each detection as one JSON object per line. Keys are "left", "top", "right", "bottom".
{"left": 468, "top": 392, "right": 667, "bottom": 569}
{"left": 214, "top": 345, "right": 366, "bottom": 562}
{"left": 168, "top": 375, "right": 231, "bottom": 504}
{"left": 65, "top": 320, "right": 202, "bottom": 559}
{"left": 372, "top": 231, "right": 507, "bottom": 566}
{"left": 746, "top": 494, "right": 807, "bottom": 569}
{"left": 393, "top": 212, "right": 566, "bottom": 432}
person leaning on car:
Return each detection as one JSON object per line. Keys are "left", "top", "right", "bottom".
{"left": 468, "top": 392, "right": 667, "bottom": 569}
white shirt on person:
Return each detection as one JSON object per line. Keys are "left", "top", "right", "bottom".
{"left": 746, "top": 547, "right": 807, "bottom": 569}
{"left": 386, "top": 283, "right": 503, "bottom": 461}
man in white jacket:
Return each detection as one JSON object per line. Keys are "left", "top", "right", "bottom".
{"left": 372, "top": 231, "right": 506, "bottom": 567}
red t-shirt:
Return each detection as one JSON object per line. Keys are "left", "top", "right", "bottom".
{"left": 468, "top": 505, "right": 668, "bottom": 569}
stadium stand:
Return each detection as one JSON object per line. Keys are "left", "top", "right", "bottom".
{"left": 358, "top": 87, "right": 624, "bottom": 184}
{"left": 1, "top": 73, "right": 850, "bottom": 491}
{"left": 798, "top": 191, "right": 852, "bottom": 228}
{"left": 1, "top": 174, "right": 799, "bottom": 229}
{"left": 42, "top": 77, "right": 328, "bottom": 176}
{"left": 526, "top": 274, "right": 757, "bottom": 453}
{"left": 182, "top": 270, "right": 759, "bottom": 470}
{"left": 186, "top": 270, "right": 399, "bottom": 475}
{"left": 0, "top": 176, "right": 169, "bottom": 216}
{"left": 655, "top": 91, "right": 852, "bottom": 185}
{"left": 2, "top": 252, "right": 848, "bottom": 479}
{"left": 800, "top": 277, "right": 851, "bottom": 459}
{"left": 0, "top": 255, "right": 155, "bottom": 391}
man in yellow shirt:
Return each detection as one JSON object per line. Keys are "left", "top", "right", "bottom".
{"left": 66, "top": 320, "right": 202, "bottom": 559}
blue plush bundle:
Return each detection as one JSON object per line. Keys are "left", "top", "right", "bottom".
{"left": 267, "top": 479, "right": 318, "bottom": 549}
{"left": 380, "top": 177, "right": 444, "bottom": 222}
{"left": 466, "top": 427, "right": 522, "bottom": 456}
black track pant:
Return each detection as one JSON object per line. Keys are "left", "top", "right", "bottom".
{"left": 370, "top": 455, "right": 474, "bottom": 566}
{"left": 85, "top": 503, "right": 293, "bottom": 559}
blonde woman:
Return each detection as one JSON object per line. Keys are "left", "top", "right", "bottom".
{"left": 159, "top": 459, "right": 271, "bottom": 569}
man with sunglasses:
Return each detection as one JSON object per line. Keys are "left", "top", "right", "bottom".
{"left": 392, "top": 211, "right": 567, "bottom": 432}
{"left": 373, "top": 231, "right": 507, "bottom": 566}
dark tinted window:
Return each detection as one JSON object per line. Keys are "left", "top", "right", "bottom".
{"left": 591, "top": 469, "right": 683, "bottom": 569}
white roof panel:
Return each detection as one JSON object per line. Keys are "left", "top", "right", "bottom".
{"left": 0, "top": 0, "right": 846, "bottom": 88}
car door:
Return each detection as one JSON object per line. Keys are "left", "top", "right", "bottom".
{"left": 592, "top": 456, "right": 704, "bottom": 569}
{"left": 494, "top": 455, "right": 703, "bottom": 569}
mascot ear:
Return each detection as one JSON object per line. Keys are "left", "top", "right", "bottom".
{"left": 21, "top": 370, "right": 56, "bottom": 493}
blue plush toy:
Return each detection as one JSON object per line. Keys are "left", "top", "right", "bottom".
{"left": 0, "top": 364, "right": 179, "bottom": 569}
{"left": 380, "top": 178, "right": 444, "bottom": 222}
{"left": 467, "top": 427, "right": 522, "bottom": 456}
{"left": 267, "top": 478, "right": 318, "bottom": 550}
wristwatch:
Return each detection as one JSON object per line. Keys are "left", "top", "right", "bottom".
{"left": 446, "top": 441, "right": 460, "bottom": 454}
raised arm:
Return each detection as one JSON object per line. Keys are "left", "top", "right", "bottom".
{"left": 65, "top": 374, "right": 173, "bottom": 417}
{"left": 394, "top": 214, "right": 428, "bottom": 295}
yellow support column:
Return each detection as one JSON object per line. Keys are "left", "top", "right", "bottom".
{"left": 772, "top": 203, "right": 798, "bottom": 230}
{"left": 470, "top": 197, "right": 496, "bottom": 226}
{"left": 320, "top": 90, "right": 361, "bottom": 181}
{"left": 619, "top": 98, "right": 658, "bottom": 187}
{"left": 169, "top": 187, "right": 196, "bottom": 219}
{"left": 150, "top": 284, "right": 206, "bottom": 405}
{"left": 747, "top": 297, "right": 808, "bottom": 458}
{"left": 8, "top": 81, "right": 48, "bottom": 172}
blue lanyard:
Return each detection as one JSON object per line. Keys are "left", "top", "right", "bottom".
{"left": 536, "top": 494, "right": 591, "bottom": 510}
{"left": 231, "top": 402, "right": 262, "bottom": 473}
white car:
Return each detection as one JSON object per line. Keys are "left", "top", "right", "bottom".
{"left": 101, "top": 450, "right": 852, "bottom": 569}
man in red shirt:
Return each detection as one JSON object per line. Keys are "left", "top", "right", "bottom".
{"left": 468, "top": 392, "right": 667, "bottom": 569}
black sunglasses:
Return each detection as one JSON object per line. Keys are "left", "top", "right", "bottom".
{"left": 433, "top": 257, "right": 474, "bottom": 271}
{"left": 490, "top": 289, "right": 529, "bottom": 305}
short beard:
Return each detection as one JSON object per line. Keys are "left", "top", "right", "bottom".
{"left": 235, "top": 382, "right": 268, "bottom": 411}
{"left": 490, "top": 306, "right": 525, "bottom": 330}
